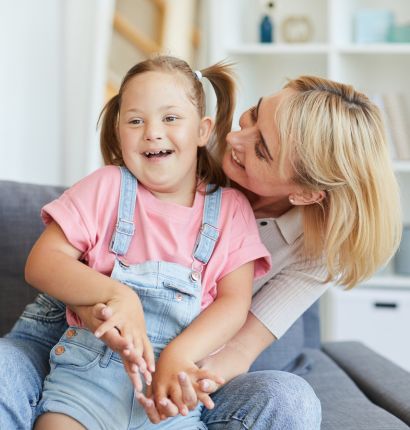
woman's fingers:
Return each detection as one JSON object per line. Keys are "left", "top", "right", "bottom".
{"left": 199, "top": 378, "right": 220, "bottom": 394}
{"left": 94, "top": 318, "right": 118, "bottom": 338}
{"left": 196, "top": 369, "right": 225, "bottom": 386}
{"left": 92, "top": 303, "right": 113, "bottom": 321}
{"left": 197, "top": 391, "right": 215, "bottom": 410}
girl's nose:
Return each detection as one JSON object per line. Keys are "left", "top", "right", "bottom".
{"left": 143, "top": 122, "right": 163, "bottom": 141}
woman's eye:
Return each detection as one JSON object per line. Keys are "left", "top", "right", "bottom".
{"left": 255, "top": 142, "right": 266, "bottom": 160}
{"left": 249, "top": 106, "right": 257, "bottom": 122}
{"left": 164, "top": 115, "right": 178, "bottom": 122}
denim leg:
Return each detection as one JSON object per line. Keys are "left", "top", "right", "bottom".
{"left": 201, "top": 370, "right": 321, "bottom": 430}
{"left": 0, "top": 294, "right": 67, "bottom": 430}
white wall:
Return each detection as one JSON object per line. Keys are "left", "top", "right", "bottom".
{"left": 0, "top": 0, "right": 114, "bottom": 186}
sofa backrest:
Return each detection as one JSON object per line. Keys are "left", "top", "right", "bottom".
{"left": 0, "top": 180, "right": 64, "bottom": 334}
{"left": 0, "top": 179, "right": 321, "bottom": 370}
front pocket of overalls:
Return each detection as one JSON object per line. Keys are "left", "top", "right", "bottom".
{"left": 112, "top": 260, "right": 202, "bottom": 346}
{"left": 139, "top": 278, "right": 201, "bottom": 345}
{"left": 50, "top": 330, "right": 103, "bottom": 371}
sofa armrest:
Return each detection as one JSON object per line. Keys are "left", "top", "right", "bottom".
{"left": 322, "top": 341, "right": 410, "bottom": 426}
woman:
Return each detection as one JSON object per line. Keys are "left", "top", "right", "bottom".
{"left": 0, "top": 76, "right": 401, "bottom": 429}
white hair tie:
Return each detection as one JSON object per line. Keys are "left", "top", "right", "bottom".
{"left": 194, "top": 70, "right": 202, "bottom": 81}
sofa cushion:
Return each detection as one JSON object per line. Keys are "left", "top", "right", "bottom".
{"left": 0, "top": 181, "right": 64, "bottom": 335}
{"left": 249, "top": 301, "right": 321, "bottom": 373}
{"left": 302, "top": 348, "right": 409, "bottom": 430}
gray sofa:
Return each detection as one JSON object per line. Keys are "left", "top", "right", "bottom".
{"left": 1, "top": 179, "right": 410, "bottom": 429}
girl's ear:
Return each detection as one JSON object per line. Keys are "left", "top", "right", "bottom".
{"left": 198, "top": 116, "right": 214, "bottom": 147}
{"left": 289, "top": 189, "right": 326, "bottom": 206}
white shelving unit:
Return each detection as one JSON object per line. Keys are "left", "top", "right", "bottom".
{"left": 206, "top": 0, "right": 410, "bottom": 369}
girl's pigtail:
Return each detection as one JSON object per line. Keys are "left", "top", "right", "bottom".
{"left": 98, "top": 94, "right": 122, "bottom": 166}
{"left": 201, "top": 62, "right": 236, "bottom": 162}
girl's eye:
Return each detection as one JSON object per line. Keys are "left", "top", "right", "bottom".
{"left": 130, "top": 118, "right": 143, "bottom": 125}
{"left": 164, "top": 115, "right": 178, "bottom": 122}
{"left": 255, "top": 141, "right": 266, "bottom": 160}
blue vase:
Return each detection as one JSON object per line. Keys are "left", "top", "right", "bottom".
{"left": 260, "top": 15, "right": 273, "bottom": 43}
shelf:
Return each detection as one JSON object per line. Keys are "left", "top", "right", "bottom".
{"left": 360, "top": 275, "right": 410, "bottom": 289}
{"left": 227, "top": 43, "right": 330, "bottom": 55}
{"left": 337, "top": 44, "right": 410, "bottom": 54}
{"left": 393, "top": 160, "right": 410, "bottom": 172}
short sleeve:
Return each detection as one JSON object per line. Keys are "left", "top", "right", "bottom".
{"left": 219, "top": 190, "right": 271, "bottom": 280}
{"left": 41, "top": 166, "right": 121, "bottom": 258}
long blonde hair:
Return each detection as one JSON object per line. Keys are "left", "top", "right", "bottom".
{"left": 277, "top": 76, "right": 402, "bottom": 289}
{"left": 99, "top": 55, "right": 236, "bottom": 191}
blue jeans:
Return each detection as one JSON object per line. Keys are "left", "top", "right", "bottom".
{"left": 0, "top": 295, "right": 321, "bottom": 429}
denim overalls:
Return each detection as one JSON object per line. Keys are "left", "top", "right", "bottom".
{"left": 37, "top": 167, "right": 222, "bottom": 430}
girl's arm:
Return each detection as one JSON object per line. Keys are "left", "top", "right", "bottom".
{"left": 151, "top": 261, "right": 254, "bottom": 412}
{"left": 25, "top": 221, "right": 155, "bottom": 381}
{"left": 25, "top": 221, "right": 129, "bottom": 305}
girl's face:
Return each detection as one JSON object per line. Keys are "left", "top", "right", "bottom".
{"left": 222, "top": 88, "right": 302, "bottom": 215}
{"left": 118, "top": 71, "right": 212, "bottom": 205}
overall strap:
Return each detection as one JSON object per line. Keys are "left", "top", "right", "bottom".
{"left": 193, "top": 185, "right": 222, "bottom": 264}
{"left": 109, "top": 166, "right": 138, "bottom": 256}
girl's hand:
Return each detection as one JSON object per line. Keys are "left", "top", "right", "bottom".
{"left": 137, "top": 369, "right": 223, "bottom": 423}
{"left": 145, "top": 347, "right": 224, "bottom": 421}
{"left": 73, "top": 302, "right": 153, "bottom": 390}
{"left": 92, "top": 285, "right": 156, "bottom": 388}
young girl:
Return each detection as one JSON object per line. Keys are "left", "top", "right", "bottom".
{"left": 25, "top": 55, "right": 271, "bottom": 429}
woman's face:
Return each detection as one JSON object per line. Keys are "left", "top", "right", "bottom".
{"left": 222, "top": 88, "right": 299, "bottom": 204}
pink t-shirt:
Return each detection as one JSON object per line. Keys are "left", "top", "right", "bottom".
{"left": 41, "top": 166, "right": 271, "bottom": 323}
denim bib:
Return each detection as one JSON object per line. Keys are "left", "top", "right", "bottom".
{"left": 39, "top": 166, "right": 221, "bottom": 429}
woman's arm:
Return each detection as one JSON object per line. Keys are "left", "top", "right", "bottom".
{"left": 151, "top": 261, "right": 254, "bottom": 411}
{"left": 198, "top": 311, "right": 276, "bottom": 380}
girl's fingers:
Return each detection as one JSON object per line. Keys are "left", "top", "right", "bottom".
{"left": 135, "top": 392, "right": 162, "bottom": 424}
{"left": 157, "top": 398, "right": 179, "bottom": 418}
{"left": 123, "top": 359, "right": 143, "bottom": 392}
{"left": 178, "top": 372, "right": 198, "bottom": 409}
{"left": 143, "top": 337, "right": 156, "bottom": 373}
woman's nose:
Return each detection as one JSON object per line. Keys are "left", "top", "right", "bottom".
{"left": 227, "top": 128, "right": 250, "bottom": 151}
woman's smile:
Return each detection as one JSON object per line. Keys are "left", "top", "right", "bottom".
{"left": 231, "top": 149, "right": 245, "bottom": 168}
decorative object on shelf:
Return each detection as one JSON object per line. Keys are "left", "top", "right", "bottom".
{"left": 259, "top": 1, "right": 274, "bottom": 43}
{"left": 388, "top": 23, "right": 410, "bottom": 43}
{"left": 281, "top": 15, "right": 313, "bottom": 43}
{"left": 354, "top": 9, "right": 395, "bottom": 43}
{"left": 395, "top": 225, "right": 410, "bottom": 275}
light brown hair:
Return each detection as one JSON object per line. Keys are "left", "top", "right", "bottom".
{"left": 277, "top": 76, "right": 402, "bottom": 288}
{"left": 99, "top": 55, "right": 236, "bottom": 191}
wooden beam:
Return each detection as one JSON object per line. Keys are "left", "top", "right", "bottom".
{"left": 113, "top": 11, "right": 160, "bottom": 55}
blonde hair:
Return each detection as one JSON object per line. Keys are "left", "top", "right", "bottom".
{"left": 99, "top": 55, "right": 236, "bottom": 190}
{"left": 277, "top": 76, "right": 402, "bottom": 289}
